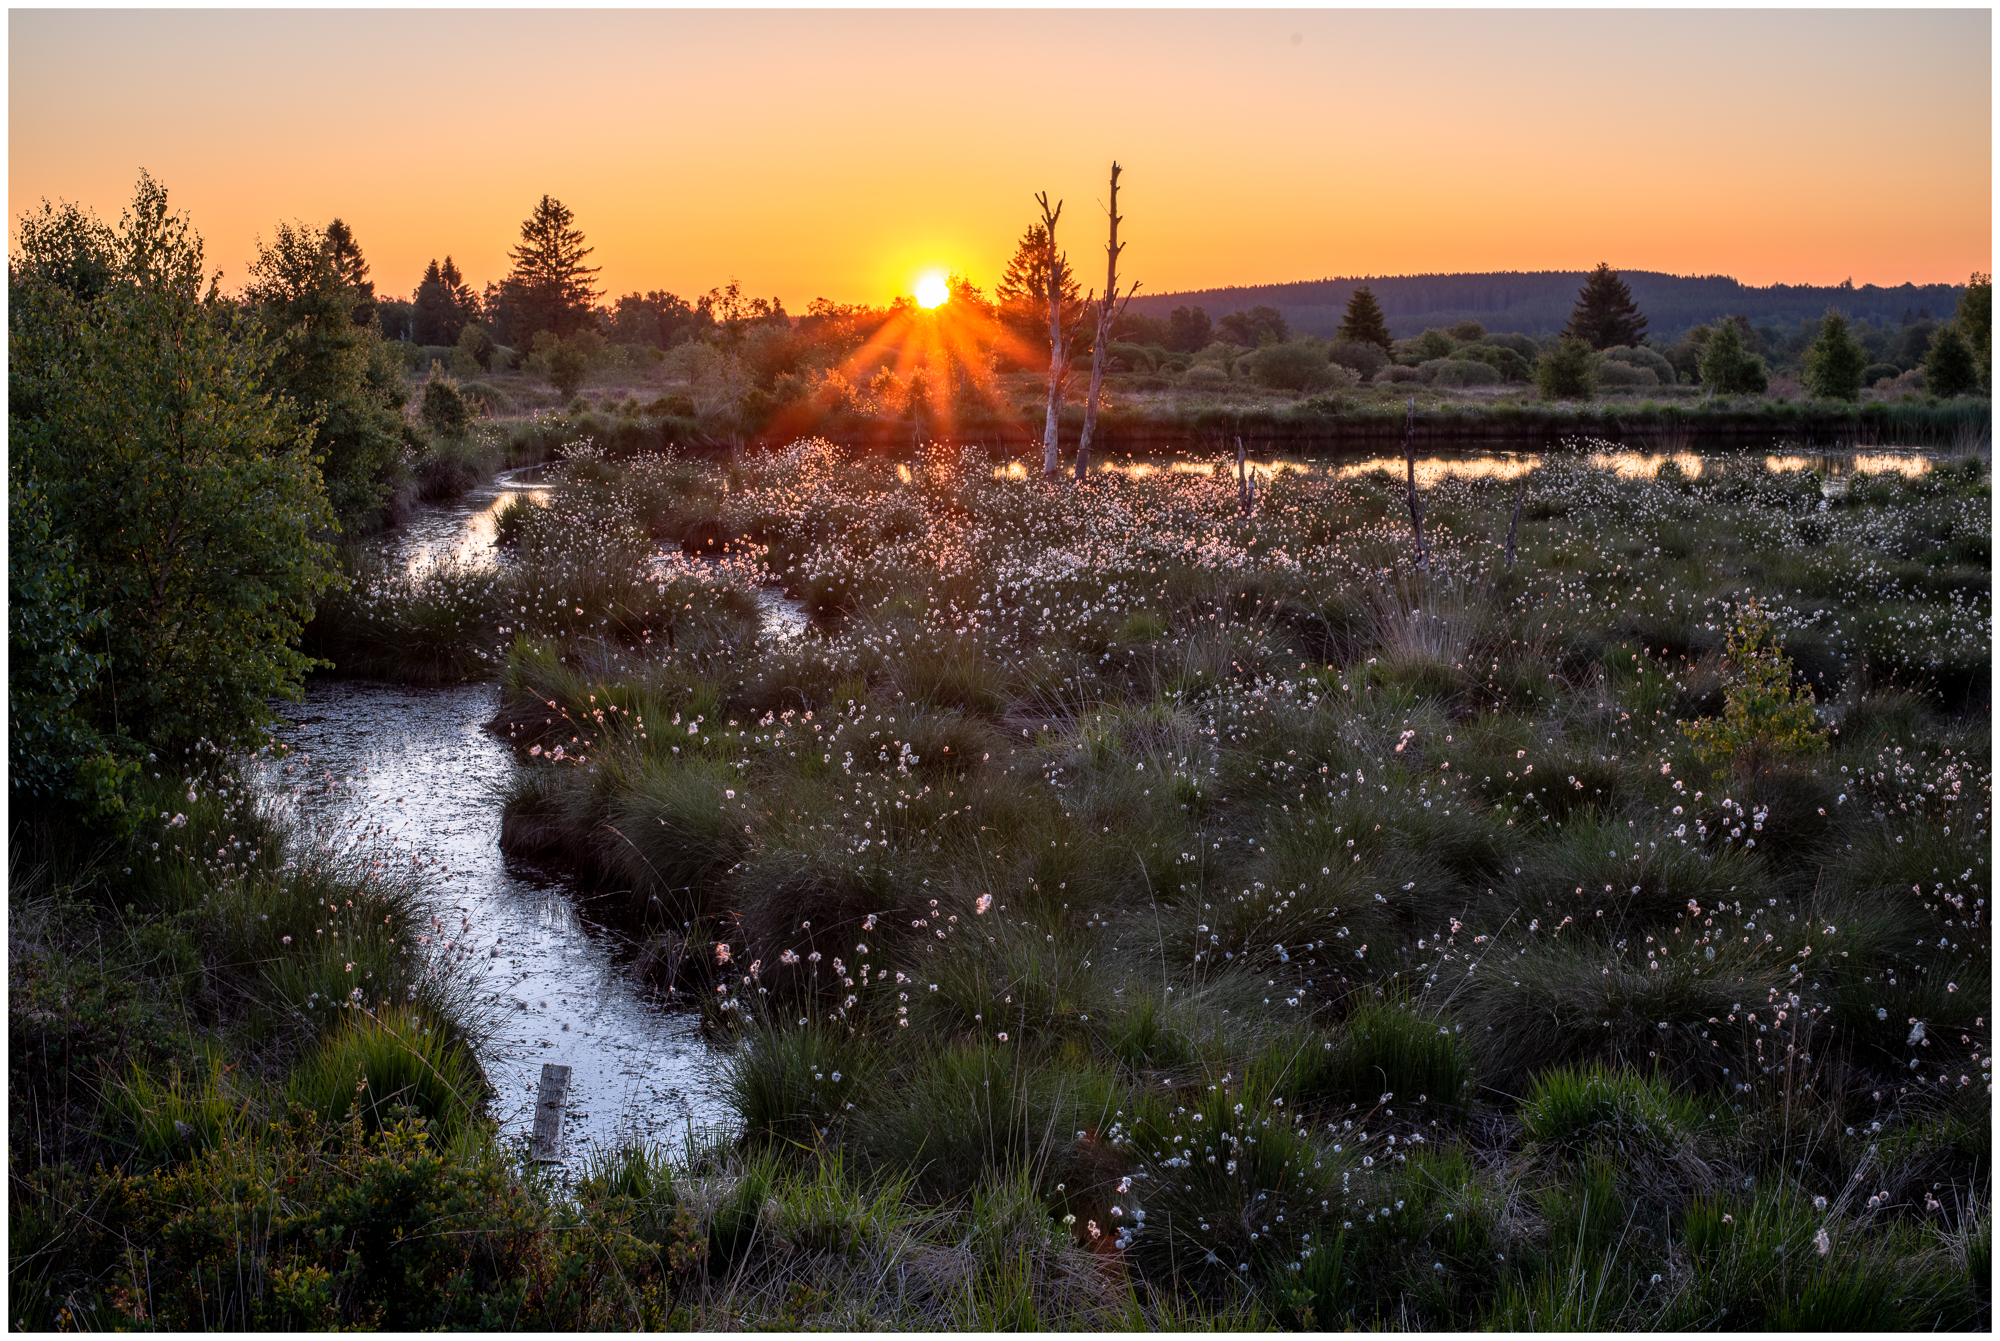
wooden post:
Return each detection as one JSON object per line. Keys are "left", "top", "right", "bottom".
{"left": 531, "top": 1062, "right": 572, "bottom": 1163}
{"left": 1504, "top": 476, "right": 1526, "bottom": 568}
{"left": 1078, "top": 161, "right": 1136, "bottom": 483}
{"left": 1236, "top": 436, "right": 1250, "bottom": 515}
{"left": 1402, "top": 398, "right": 1427, "bottom": 569}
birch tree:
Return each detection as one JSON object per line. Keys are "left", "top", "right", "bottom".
{"left": 1076, "top": 161, "right": 1137, "bottom": 482}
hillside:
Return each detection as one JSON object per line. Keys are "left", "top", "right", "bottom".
{"left": 1125, "top": 270, "right": 1968, "bottom": 342}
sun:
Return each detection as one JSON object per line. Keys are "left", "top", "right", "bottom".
{"left": 914, "top": 273, "right": 949, "bottom": 309}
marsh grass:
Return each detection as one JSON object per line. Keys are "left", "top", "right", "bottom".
{"left": 27, "top": 441, "right": 1986, "bottom": 1329}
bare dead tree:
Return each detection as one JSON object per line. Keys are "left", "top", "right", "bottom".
{"left": 1035, "top": 192, "right": 1071, "bottom": 479}
{"left": 1076, "top": 161, "right": 1138, "bottom": 483}
{"left": 1504, "top": 476, "right": 1526, "bottom": 567}
{"left": 1402, "top": 397, "right": 1428, "bottom": 569}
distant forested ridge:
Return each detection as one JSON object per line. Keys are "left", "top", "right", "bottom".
{"left": 1126, "top": 271, "right": 1969, "bottom": 342}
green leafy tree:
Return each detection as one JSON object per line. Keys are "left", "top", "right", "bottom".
{"left": 1697, "top": 318, "right": 1768, "bottom": 394}
{"left": 1216, "top": 305, "right": 1289, "bottom": 346}
{"left": 10, "top": 174, "right": 337, "bottom": 801}
{"left": 500, "top": 195, "right": 601, "bottom": 347}
{"left": 1533, "top": 336, "right": 1597, "bottom": 399}
{"left": 1563, "top": 262, "right": 1648, "bottom": 349}
{"left": 245, "top": 220, "right": 406, "bottom": 527}
{"left": 1165, "top": 304, "right": 1211, "bottom": 352}
{"left": 1682, "top": 598, "right": 1827, "bottom": 773}
{"left": 1801, "top": 309, "right": 1867, "bottom": 401}
{"left": 1923, "top": 323, "right": 1982, "bottom": 398}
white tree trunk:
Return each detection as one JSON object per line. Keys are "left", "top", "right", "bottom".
{"left": 1037, "top": 193, "right": 1066, "bottom": 478}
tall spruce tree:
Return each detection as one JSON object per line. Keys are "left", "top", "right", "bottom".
{"left": 501, "top": 195, "right": 600, "bottom": 346}
{"left": 413, "top": 256, "right": 476, "bottom": 345}
{"left": 1337, "top": 285, "right": 1393, "bottom": 352}
{"left": 323, "top": 218, "right": 376, "bottom": 328}
{"left": 1564, "top": 263, "right": 1648, "bottom": 349}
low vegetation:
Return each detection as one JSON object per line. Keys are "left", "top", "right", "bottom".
{"left": 59, "top": 437, "right": 1968, "bottom": 1328}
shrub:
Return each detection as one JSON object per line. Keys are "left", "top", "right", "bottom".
{"left": 1602, "top": 344, "right": 1676, "bottom": 385}
{"left": 1680, "top": 598, "right": 1828, "bottom": 772}
{"left": 1420, "top": 358, "right": 1502, "bottom": 388}
{"left": 1698, "top": 321, "right": 1769, "bottom": 394}
{"left": 1245, "top": 341, "right": 1347, "bottom": 392}
{"left": 418, "top": 361, "right": 477, "bottom": 437}
{"left": 1327, "top": 339, "right": 1389, "bottom": 381}
{"left": 1594, "top": 360, "right": 1658, "bottom": 390}
{"left": 1534, "top": 338, "right": 1597, "bottom": 399}
{"left": 1181, "top": 365, "right": 1230, "bottom": 391}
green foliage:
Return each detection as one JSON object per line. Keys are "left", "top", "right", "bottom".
{"left": 1681, "top": 597, "right": 1828, "bottom": 770}
{"left": 1249, "top": 340, "right": 1340, "bottom": 392}
{"left": 7, "top": 480, "right": 130, "bottom": 813}
{"left": 245, "top": 218, "right": 406, "bottom": 528}
{"left": 1327, "top": 338, "right": 1390, "bottom": 380}
{"left": 1956, "top": 271, "right": 1991, "bottom": 382}
{"left": 1534, "top": 336, "right": 1598, "bottom": 399}
{"left": 1407, "top": 328, "right": 1457, "bottom": 362}
{"left": 1698, "top": 318, "right": 1770, "bottom": 394}
{"left": 9, "top": 174, "right": 338, "bottom": 776}
{"left": 418, "top": 360, "right": 477, "bottom": 437}
{"left": 1802, "top": 310, "right": 1869, "bottom": 401}
{"left": 1336, "top": 285, "right": 1393, "bottom": 352}
{"left": 1563, "top": 263, "right": 1648, "bottom": 349}
{"left": 286, "top": 1006, "right": 483, "bottom": 1139}
{"left": 1924, "top": 323, "right": 1983, "bottom": 398}
{"left": 500, "top": 195, "right": 602, "bottom": 346}
{"left": 1601, "top": 343, "right": 1675, "bottom": 386}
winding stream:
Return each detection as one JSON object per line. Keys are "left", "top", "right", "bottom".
{"left": 254, "top": 444, "right": 1937, "bottom": 1163}
{"left": 263, "top": 469, "right": 736, "bottom": 1165}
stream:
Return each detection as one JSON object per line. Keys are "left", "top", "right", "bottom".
{"left": 253, "top": 443, "right": 1938, "bottom": 1165}
{"left": 263, "top": 469, "right": 744, "bottom": 1167}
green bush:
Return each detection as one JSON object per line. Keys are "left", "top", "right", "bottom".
{"left": 1534, "top": 338, "right": 1597, "bottom": 400}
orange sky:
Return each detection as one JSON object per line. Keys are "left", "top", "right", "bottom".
{"left": 10, "top": 9, "right": 1990, "bottom": 307}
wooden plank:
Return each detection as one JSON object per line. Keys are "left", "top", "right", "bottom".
{"left": 531, "top": 1063, "right": 572, "bottom": 1163}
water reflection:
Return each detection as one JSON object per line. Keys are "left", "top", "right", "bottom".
{"left": 391, "top": 465, "right": 549, "bottom": 573}
{"left": 262, "top": 682, "right": 732, "bottom": 1164}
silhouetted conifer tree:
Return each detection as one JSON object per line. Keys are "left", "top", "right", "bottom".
{"left": 1564, "top": 263, "right": 1648, "bottom": 349}
{"left": 1337, "top": 285, "right": 1393, "bottom": 351}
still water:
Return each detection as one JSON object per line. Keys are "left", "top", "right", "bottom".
{"left": 264, "top": 467, "right": 733, "bottom": 1165}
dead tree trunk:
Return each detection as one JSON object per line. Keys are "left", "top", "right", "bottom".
{"left": 1504, "top": 477, "right": 1526, "bottom": 567}
{"left": 1402, "top": 397, "right": 1427, "bottom": 569}
{"left": 1077, "top": 161, "right": 1136, "bottom": 483}
{"left": 1036, "top": 192, "right": 1067, "bottom": 479}
{"left": 1236, "top": 436, "right": 1251, "bottom": 515}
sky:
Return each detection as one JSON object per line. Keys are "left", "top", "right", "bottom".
{"left": 9, "top": 9, "right": 1991, "bottom": 308}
